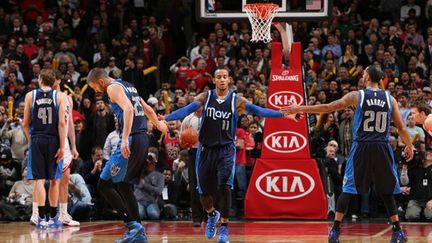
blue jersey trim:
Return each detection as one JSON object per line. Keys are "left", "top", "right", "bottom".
{"left": 195, "top": 144, "right": 203, "bottom": 194}
{"left": 353, "top": 90, "right": 364, "bottom": 141}
{"left": 27, "top": 144, "right": 33, "bottom": 180}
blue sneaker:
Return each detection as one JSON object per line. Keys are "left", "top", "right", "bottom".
{"left": 115, "top": 221, "right": 144, "bottom": 243}
{"left": 36, "top": 217, "right": 48, "bottom": 229}
{"left": 205, "top": 210, "right": 220, "bottom": 239}
{"left": 328, "top": 228, "right": 340, "bottom": 243}
{"left": 47, "top": 215, "right": 63, "bottom": 229}
{"left": 390, "top": 229, "right": 407, "bottom": 243}
{"left": 217, "top": 225, "right": 229, "bottom": 243}
{"left": 131, "top": 232, "right": 148, "bottom": 243}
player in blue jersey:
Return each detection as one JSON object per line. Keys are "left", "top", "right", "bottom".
{"left": 282, "top": 65, "right": 414, "bottom": 243}
{"left": 161, "top": 68, "right": 300, "bottom": 243}
{"left": 86, "top": 68, "right": 167, "bottom": 243}
{"left": 23, "top": 69, "right": 68, "bottom": 229}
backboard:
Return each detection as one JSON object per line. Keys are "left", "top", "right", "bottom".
{"left": 197, "top": 0, "right": 332, "bottom": 22}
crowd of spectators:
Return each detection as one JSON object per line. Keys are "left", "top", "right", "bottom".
{"left": 0, "top": 0, "right": 431, "bottom": 223}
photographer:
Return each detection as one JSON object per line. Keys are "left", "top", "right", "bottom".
{"left": 0, "top": 116, "right": 27, "bottom": 161}
{"left": 80, "top": 146, "right": 106, "bottom": 197}
{"left": 402, "top": 149, "right": 432, "bottom": 221}
{"left": 0, "top": 166, "right": 33, "bottom": 221}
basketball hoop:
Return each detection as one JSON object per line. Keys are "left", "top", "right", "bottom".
{"left": 244, "top": 3, "right": 279, "bottom": 43}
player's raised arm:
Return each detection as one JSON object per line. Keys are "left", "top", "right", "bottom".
{"left": 236, "top": 95, "right": 301, "bottom": 121}
{"left": 391, "top": 96, "right": 414, "bottom": 161}
{"left": 164, "top": 92, "right": 206, "bottom": 121}
{"left": 107, "top": 84, "right": 134, "bottom": 158}
{"left": 56, "top": 92, "right": 68, "bottom": 162}
{"left": 281, "top": 91, "right": 358, "bottom": 115}
{"left": 140, "top": 97, "right": 168, "bottom": 134}
{"left": 22, "top": 92, "right": 33, "bottom": 144}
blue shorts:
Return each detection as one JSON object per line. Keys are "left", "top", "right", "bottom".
{"left": 100, "top": 133, "right": 149, "bottom": 184}
{"left": 27, "top": 136, "right": 63, "bottom": 180}
{"left": 343, "top": 142, "right": 400, "bottom": 195}
{"left": 196, "top": 143, "right": 236, "bottom": 195}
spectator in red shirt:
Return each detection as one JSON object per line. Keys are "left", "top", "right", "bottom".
{"left": 170, "top": 56, "right": 191, "bottom": 91}
{"left": 235, "top": 115, "right": 250, "bottom": 202}
{"left": 187, "top": 59, "right": 212, "bottom": 92}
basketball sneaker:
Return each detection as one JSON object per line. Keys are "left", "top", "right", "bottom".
{"left": 36, "top": 217, "right": 48, "bottom": 230}
{"left": 30, "top": 214, "right": 39, "bottom": 225}
{"left": 328, "top": 228, "right": 340, "bottom": 243}
{"left": 115, "top": 221, "right": 144, "bottom": 243}
{"left": 131, "top": 232, "right": 148, "bottom": 243}
{"left": 205, "top": 210, "right": 220, "bottom": 239}
{"left": 390, "top": 229, "right": 407, "bottom": 243}
{"left": 59, "top": 213, "right": 80, "bottom": 226}
{"left": 47, "top": 215, "right": 63, "bottom": 229}
{"left": 217, "top": 225, "right": 229, "bottom": 243}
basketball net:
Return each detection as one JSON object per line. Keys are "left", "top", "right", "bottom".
{"left": 244, "top": 4, "right": 279, "bottom": 43}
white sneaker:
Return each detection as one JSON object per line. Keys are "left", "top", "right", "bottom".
{"left": 30, "top": 214, "right": 38, "bottom": 225}
{"left": 59, "top": 213, "right": 80, "bottom": 226}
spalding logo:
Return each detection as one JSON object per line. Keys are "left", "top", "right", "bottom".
{"left": 255, "top": 169, "right": 315, "bottom": 200}
{"left": 264, "top": 131, "right": 307, "bottom": 153}
{"left": 268, "top": 91, "right": 304, "bottom": 109}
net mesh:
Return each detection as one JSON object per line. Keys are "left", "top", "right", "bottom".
{"left": 244, "top": 4, "right": 279, "bottom": 43}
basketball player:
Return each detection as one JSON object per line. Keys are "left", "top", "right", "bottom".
{"left": 281, "top": 65, "right": 413, "bottom": 243}
{"left": 23, "top": 69, "right": 68, "bottom": 229}
{"left": 30, "top": 72, "right": 80, "bottom": 226}
{"left": 86, "top": 68, "right": 168, "bottom": 243}
{"left": 411, "top": 101, "right": 432, "bottom": 136}
{"left": 162, "top": 68, "right": 300, "bottom": 243}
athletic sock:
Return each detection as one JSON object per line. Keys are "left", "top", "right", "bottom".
{"left": 332, "top": 220, "right": 341, "bottom": 231}
{"left": 392, "top": 221, "right": 401, "bottom": 232}
{"left": 32, "top": 202, "right": 38, "bottom": 216}
{"left": 38, "top": 206, "right": 46, "bottom": 218}
{"left": 50, "top": 207, "right": 58, "bottom": 218}
{"left": 59, "top": 203, "right": 68, "bottom": 216}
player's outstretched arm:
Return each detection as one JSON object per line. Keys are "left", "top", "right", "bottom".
{"left": 140, "top": 97, "right": 168, "bottom": 134}
{"left": 281, "top": 91, "right": 358, "bottom": 115}
{"left": 391, "top": 96, "right": 414, "bottom": 161}
{"left": 108, "top": 84, "right": 134, "bottom": 158}
{"left": 22, "top": 92, "right": 33, "bottom": 144}
{"left": 236, "top": 96, "right": 301, "bottom": 121}
{"left": 164, "top": 92, "right": 206, "bottom": 121}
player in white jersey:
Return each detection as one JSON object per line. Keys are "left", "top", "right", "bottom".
{"left": 30, "top": 73, "right": 79, "bottom": 226}
{"left": 411, "top": 101, "right": 432, "bottom": 136}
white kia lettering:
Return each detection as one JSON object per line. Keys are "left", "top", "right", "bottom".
{"left": 256, "top": 169, "right": 315, "bottom": 200}
{"left": 269, "top": 91, "right": 304, "bottom": 109}
{"left": 264, "top": 131, "right": 307, "bottom": 153}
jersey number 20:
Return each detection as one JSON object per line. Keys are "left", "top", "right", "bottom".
{"left": 363, "top": 110, "right": 387, "bottom": 133}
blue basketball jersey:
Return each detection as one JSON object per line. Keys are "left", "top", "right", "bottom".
{"left": 109, "top": 80, "right": 147, "bottom": 135}
{"left": 353, "top": 88, "right": 392, "bottom": 142}
{"left": 199, "top": 90, "right": 238, "bottom": 147}
{"left": 30, "top": 89, "right": 59, "bottom": 137}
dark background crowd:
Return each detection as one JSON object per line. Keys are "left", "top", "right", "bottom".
{"left": 0, "top": 0, "right": 431, "bottom": 224}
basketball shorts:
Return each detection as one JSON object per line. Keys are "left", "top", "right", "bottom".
{"left": 196, "top": 142, "right": 236, "bottom": 195}
{"left": 343, "top": 141, "right": 401, "bottom": 195}
{"left": 61, "top": 141, "right": 73, "bottom": 172}
{"left": 27, "top": 136, "right": 63, "bottom": 180}
{"left": 100, "top": 132, "right": 149, "bottom": 184}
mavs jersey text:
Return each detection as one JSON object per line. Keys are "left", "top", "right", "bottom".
{"left": 100, "top": 80, "right": 149, "bottom": 184}
{"left": 27, "top": 89, "right": 62, "bottom": 180}
{"left": 343, "top": 88, "right": 400, "bottom": 195}
{"left": 196, "top": 90, "right": 238, "bottom": 195}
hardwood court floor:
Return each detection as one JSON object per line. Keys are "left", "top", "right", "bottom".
{"left": 0, "top": 220, "right": 431, "bottom": 242}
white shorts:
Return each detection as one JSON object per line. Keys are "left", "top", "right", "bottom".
{"left": 62, "top": 142, "right": 73, "bottom": 172}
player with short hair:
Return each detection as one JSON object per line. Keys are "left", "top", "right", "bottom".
{"left": 161, "top": 68, "right": 299, "bottom": 243}
{"left": 281, "top": 65, "right": 413, "bottom": 243}
{"left": 23, "top": 69, "right": 68, "bottom": 229}
{"left": 86, "top": 68, "right": 168, "bottom": 243}
{"left": 411, "top": 100, "right": 432, "bottom": 135}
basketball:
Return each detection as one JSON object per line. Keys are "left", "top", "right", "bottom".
{"left": 180, "top": 127, "right": 198, "bottom": 148}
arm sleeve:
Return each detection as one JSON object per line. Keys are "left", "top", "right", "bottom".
{"left": 245, "top": 103, "right": 284, "bottom": 118}
{"left": 165, "top": 101, "right": 200, "bottom": 121}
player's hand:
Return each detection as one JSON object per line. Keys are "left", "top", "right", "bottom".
{"left": 157, "top": 114, "right": 165, "bottom": 121}
{"left": 404, "top": 145, "right": 414, "bottom": 162}
{"left": 280, "top": 102, "right": 300, "bottom": 115}
{"left": 178, "top": 161, "right": 186, "bottom": 171}
{"left": 427, "top": 200, "right": 432, "bottom": 209}
{"left": 156, "top": 120, "right": 169, "bottom": 134}
{"left": 121, "top": 138, "right": 131, "bottom": 159}
{"left": 284, "top": 112, "right": 305, "bottom": 122}
{"left": 71, "top": 148, "right": 79, "bottom": 160}
{"left": 55, "top": 148, "right": 64, "bottom": 163}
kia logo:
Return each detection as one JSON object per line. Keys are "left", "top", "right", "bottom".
{"left": 255, "top": 169, "right": 315, "bottom": 200}
{"left": 268, "top": 91, "right": 304, "bottom": 109}
{"left": 264, "top": 131, "right": 307, "bottom": 153}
